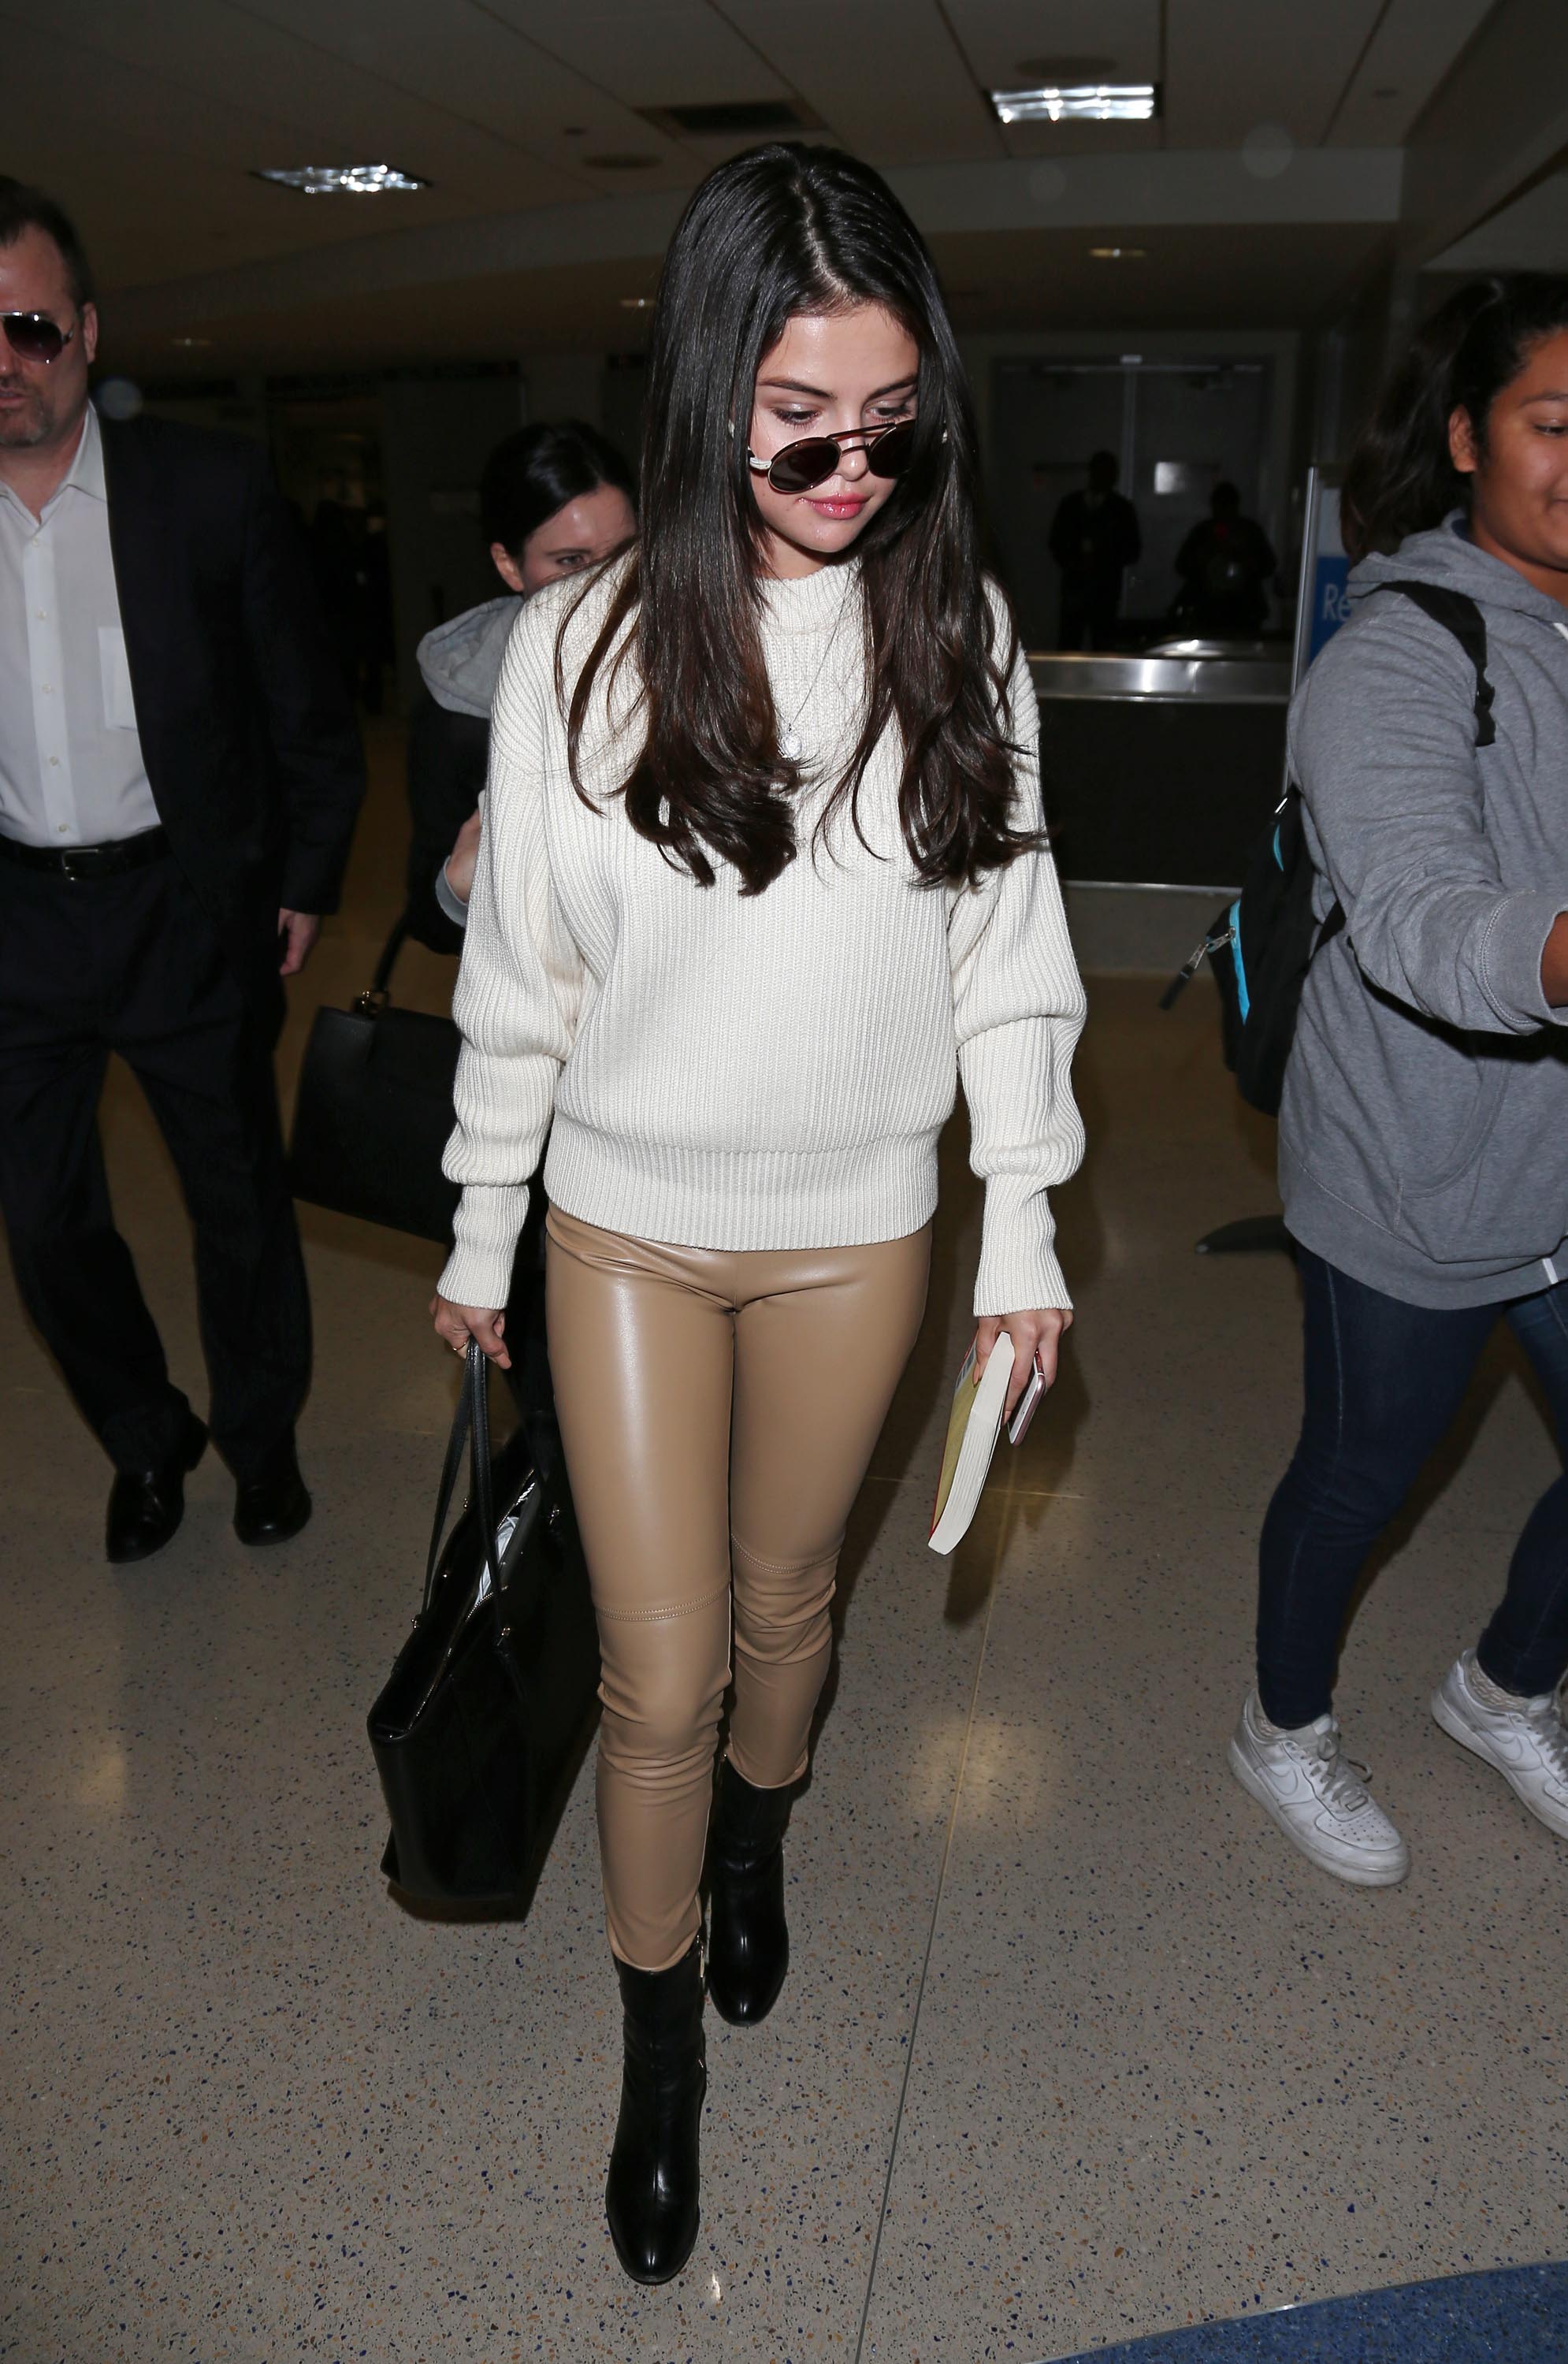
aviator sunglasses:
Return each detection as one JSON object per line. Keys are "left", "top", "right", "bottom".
{"left": 746, "top": 416, "right": 920, "bottom": 495}
{"left": 2, "top": 312, "right": 76, "bottom": 365}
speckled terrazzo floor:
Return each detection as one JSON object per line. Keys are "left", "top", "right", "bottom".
{"left": 2, "top": 727, "right": 1563, "bottom": 2362}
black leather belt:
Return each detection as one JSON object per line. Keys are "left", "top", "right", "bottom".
{"left": 0, "top": 825, "right": 169, "bottom": 879}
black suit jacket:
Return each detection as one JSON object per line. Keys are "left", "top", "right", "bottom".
{"left": 99, "top": 411, "right": 365, "bottom": 1009}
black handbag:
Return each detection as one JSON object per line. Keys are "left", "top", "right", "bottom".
{"left": 289, "top": 913, "right": 463, "bottom": 1243}
{"left": 368, "top": 1343, "right": 601, "bottom": 1912}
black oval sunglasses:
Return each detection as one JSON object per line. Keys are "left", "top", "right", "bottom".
{"left": 746, "top": 417, "right": 919, "bottom": 495}
{"left": 2, "top": 313, "right": 76, "bottom": 366}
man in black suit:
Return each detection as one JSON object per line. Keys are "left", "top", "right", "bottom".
{"left": 1048, "top": 449, "right": 1142, "bottom": 651}
{"left": 0, "top": 180, "right": 364, "bottom": 1561}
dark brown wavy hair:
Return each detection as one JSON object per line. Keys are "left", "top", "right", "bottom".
{"left": 563, "top": 143, "right": 1035, "bottom": 896}
{"left": 1343, "top": 271, "right": 1568, "bottom": 562}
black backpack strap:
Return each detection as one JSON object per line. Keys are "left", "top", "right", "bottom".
{"left": 1373, "top": 581, "right": 1496, "bottom": 747}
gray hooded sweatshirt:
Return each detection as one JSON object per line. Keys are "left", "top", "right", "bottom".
{"left": 416, "top": 593, "right": 519, "bottom": 717}
{"left": 1280, "top": 515, "right": 1568, "bottom": 1307}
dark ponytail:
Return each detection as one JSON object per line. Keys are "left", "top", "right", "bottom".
{"left": 1342, "top": 272, "right": 1568, "bottom": 562}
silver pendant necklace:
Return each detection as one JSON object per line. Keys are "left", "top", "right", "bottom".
{"left": 778, "top": 580, "right": 854, "bottom": 763}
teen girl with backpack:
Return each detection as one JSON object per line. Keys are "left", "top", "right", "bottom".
{"left": 430, "top": 147, "right": 1085, "bottom": 2282}
{"left": 1231, "top": 275, "right": 1568, "bottom": 1884}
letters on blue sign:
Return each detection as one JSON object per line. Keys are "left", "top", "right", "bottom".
{"left": 1309, "top": 555, "right": 1351, "bottom": 660}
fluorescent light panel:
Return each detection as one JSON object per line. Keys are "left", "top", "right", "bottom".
{"left": 255, "top": 164, "right": 428, "bottom": 195}
{"left": 990, "top": 83, "right": 1157, "bottom": 124}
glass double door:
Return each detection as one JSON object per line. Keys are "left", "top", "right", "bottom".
{"left": 989, "top": 356, "right": 1271, "bottom": 649}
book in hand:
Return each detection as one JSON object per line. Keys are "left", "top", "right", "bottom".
{"left": 928, "top": 1332, "right": 1016, "bottom": 1556}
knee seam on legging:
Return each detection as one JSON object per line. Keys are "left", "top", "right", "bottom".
{"left": 730, "top": 1534, "right": 842, "bottom": 1578}
{"left": 596, "top": 1578, "right": 731, "bottom": 1626}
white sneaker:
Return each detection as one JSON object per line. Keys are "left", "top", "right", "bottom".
{"left": 1228, "top": 1691, "right": 1410, "bottom": 1886}
{"left": 1431, "top": 1652, "right": 1568, "bottom": 1841}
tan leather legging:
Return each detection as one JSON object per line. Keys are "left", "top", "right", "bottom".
{"left": 545, "top": 1206, "right": 931, "bottom": 1972}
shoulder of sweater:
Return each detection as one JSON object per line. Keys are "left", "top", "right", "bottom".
{"left": 493, "top": 551, "right": 638, "bottom": 742}
{"left": 979, "top": 576, "right": 1035, "bottom": 733}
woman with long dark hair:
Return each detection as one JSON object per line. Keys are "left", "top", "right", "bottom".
{"left": 403, "top": 419, "right": 635, "bottom": 949}
{"left": 430, "top": 145, "right": 1085, "bottom": 2281}
{"left": 1230, "top": 273, "right": 1568, "bottom": 1886}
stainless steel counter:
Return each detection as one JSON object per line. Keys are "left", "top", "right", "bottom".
{"left": 1025, "top": 649, "right": 1290, "bottom": 889}
{"left": 1027, "top": 651, "right": 1291, "bottom": 704}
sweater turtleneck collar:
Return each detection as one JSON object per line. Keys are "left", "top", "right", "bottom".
{"left": 756, "top": 556, "right": 862, "bottom": 636}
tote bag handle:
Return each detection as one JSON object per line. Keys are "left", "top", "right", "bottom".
{"left": 422, "top": 1341, "right": 503, "bottom": 1617}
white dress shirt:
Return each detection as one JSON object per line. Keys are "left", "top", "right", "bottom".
{"left": 0, "top": 401, "right": 161, "bottom": 846}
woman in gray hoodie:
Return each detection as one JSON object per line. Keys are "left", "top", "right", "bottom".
{"left": 1230, "top": 275, "right": 1568, "bottom": 1886}
{"left": 403, "top": 420, "right": 635, "bottom": 949}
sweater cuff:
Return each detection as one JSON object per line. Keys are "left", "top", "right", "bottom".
{"left": 1480, "top": 889, "right": 1568, "bottom": 1029}
{"left": 433, "top": 860, "right": 470, "bottom": 931}
{"left": 437, "top": 1182, "right": 529, "bottom": 1309}
{"left": 972, "top": 1172, "right": 1072, "bottom": 1316}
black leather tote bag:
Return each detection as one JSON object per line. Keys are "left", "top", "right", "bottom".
{"left": 369, "top": 1343, "right": 601, "bottom": 1912}
{"left": 289, "top": 915, "right": 463, "bottom": 1244}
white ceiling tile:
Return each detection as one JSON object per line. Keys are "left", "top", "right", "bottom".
{"left": 236, "top": 0, "right": 696, "bottom": 180}
{"left": 1429, "top": 167, "right": 1568, "bottom": 272}
{"left": 1163, "top": 0, "right": 1384, "bottom": 147}
{"left": 939, "top": 0, "right": 1161, "bottom": 90}
{"left": 996, "top": 117, "right": 1165, "bottom": 162}
{"left": 720, "top": 0, "right": 1002, "bottom": 164}
{"left": 488, "top": 0, "right": 791, "bottom": 108}
{"left": 1328, "top": 0, "right": 1498, "bottom": 146}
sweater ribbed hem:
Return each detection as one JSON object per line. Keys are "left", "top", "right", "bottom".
{"left": 1280, "top": 1147, "right": 1565, "bottom": 1309}
{"left": 543, "top": 1116, "right": 938, "bottom": 1257}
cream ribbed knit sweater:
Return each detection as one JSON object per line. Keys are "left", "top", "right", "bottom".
{"left": 438, "top": 556, "right": 1086, "bottom": 1316}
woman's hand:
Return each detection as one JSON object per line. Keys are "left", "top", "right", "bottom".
{"left": 974, "top": 1307, "right": 1073, "bottom": 1416}
{"left": 444, "top": 809, "right": 484, "bottom": 907}
{"left": 431, "top": 1292, "right": 511, "bottom": 1370}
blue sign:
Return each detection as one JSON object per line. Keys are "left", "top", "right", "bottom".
{"left": 1310, "top": 553, "right": 1351, "bottom": 660}
{"left": 1290, "top": 473, "right": 1349, "bottom": 696}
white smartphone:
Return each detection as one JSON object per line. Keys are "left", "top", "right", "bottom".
{"left": 1007, "top": 1354, "right": 1046, "bottom": 1445}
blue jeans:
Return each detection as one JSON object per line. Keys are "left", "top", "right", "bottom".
{"left": 1257, "top": 1248, "right": 1568, "bottom": 1727}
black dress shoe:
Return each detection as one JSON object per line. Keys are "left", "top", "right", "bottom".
{"left": 106, "top": 1414, "right": 208, "bottom": 1565}
{"left": 704, "top": 1757, "right": 794, "bottom": 2026}
{"left": 605, "top": 1937, "right": 706, "bottom": 2284}
{"left": 232, "top": 1441, "right": 312, "bottom": 1546}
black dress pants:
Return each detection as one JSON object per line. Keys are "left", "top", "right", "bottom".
{"left": 0, "top": 853, "right": 310, "bottom": 1478}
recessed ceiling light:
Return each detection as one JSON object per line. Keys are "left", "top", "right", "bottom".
{"left": 253, "top": 164, "right": 428, "bottom": 196}
{"left": 619, "top": 296, "right": 655, "bottom": 309}
{"left": 170, "top": 335, "right": 212, "bottom": 348}
{"left": 990, "top": 83, "right": 1157, "bottom": 125}
{"left": 1091, "top": 245, "right": 1147, "bottom": 259}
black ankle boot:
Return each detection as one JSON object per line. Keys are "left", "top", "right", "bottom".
{"left": 604, "top": 1937, "right": 706, "bottom": 2284}
{"left": 705, "top": 1759, "right": 794, "bottom": 2027}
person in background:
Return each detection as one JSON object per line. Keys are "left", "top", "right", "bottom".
{"left": 1174, "top": 480, "right": 1276, "bottom": 637}
{"left": 355, "top": 507, "right": 394, "bottom": 715}
{"left": 403, "top": 421, "right": 636, "bottom": 951}
{"left": 307, "top": 496, "right": 362, "bottom": 701}
{"left": 1048, "top": 448, "right": 1141, "bottom": 650}
{"left": 0, "top": 179, "right": 364, "bottom": 1563}
{"left": 432, "top": 143, "right": 1084, "bottom": 2285}
{"left": 1230, "top": 273, "right": 1568, "bottom": 1886}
